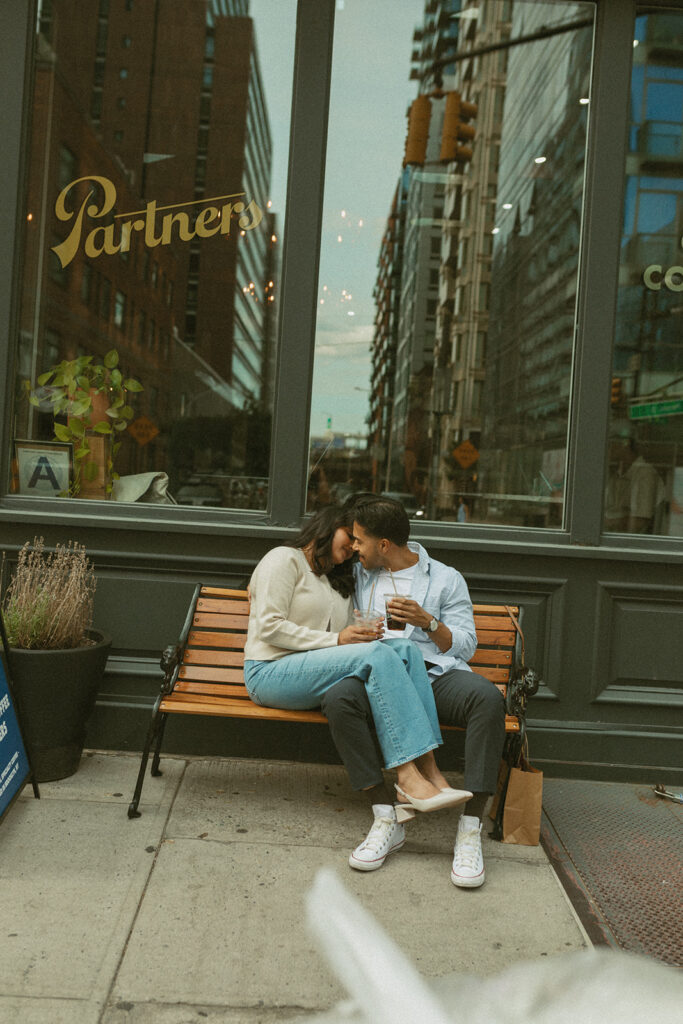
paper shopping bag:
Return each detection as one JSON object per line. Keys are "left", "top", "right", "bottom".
{"left": 501, "top": 757, "right": 543, "bottom": 846}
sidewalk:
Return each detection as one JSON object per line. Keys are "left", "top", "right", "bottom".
{"left": 0, "top": 752, "right": 589, "bottom": 1023}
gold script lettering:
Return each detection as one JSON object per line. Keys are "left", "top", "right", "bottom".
{"left": 52, "top": 175, "right": 117, "bottom": 269}
{"left": 84, "top": 223, "right": 123, "bottom": 259}
{"left": 194, "top": 206, "right": 221, "bottom": 238}
{"left": 238, "top": 199, "right": 263, "bottom": 231}
{"left": 220, "top": 201, "right": 243, "bottom": 235}
{"left": 52, "top": 177, "right": 264, "bottom": 265}
{"left": 160, "top": 211, "right": 195, "bottom": 245}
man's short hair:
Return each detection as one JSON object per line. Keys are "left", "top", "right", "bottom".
{"left": 352, "top": 496, "right": 410, "bottom": 546}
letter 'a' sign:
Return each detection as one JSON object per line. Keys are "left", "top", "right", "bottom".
{"left": 0, "top": 652, "right": 33, "bottom": 825}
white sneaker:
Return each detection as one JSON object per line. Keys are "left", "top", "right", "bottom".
{"left": 349, "top": 805, "right": 405, "bottom": 872}
{"left": 451, "top": 814, "right": 485, "bottom": 888}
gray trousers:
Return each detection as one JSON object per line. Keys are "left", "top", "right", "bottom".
{"left": 319, "top": 668, "right": 505, "bottom": 794}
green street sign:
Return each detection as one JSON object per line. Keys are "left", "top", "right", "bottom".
{"left": 629, "top": 398, "right": 683, "bottom": 420}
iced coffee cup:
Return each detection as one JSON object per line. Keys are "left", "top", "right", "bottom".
{"left": 385, "top": 596, "right": 407, "bottom": 631}
{"left": 353, "top": 608, "right": 383, "bottom": 636}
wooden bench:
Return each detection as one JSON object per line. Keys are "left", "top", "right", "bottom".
{"left": 128, "top": 586, "right": 539, "bottom": 824}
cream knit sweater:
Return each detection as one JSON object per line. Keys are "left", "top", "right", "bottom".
{"left": 244, "top": 546, "right": 353, "bottom": 662}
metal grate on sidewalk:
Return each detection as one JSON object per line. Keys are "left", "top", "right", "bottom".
{"left": 541, "top": 779, "right": 683, "bottom": 967}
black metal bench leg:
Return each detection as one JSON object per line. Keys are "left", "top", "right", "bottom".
{"left": 150, "top": 710, "right": 169, "bottom": 777}
{"left": 128, "top": 696, "right": 164, "bottom": 819}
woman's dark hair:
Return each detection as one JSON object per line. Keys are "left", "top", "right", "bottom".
{"left": 291, "top": 504, "right": 355, "bottom": 597}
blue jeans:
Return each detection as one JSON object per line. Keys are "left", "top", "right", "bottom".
{"left": 244, "top": 639, "right": 442, "bottom": 770}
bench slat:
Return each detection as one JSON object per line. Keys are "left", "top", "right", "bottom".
{"left": 476, "top": 628, "right": 516, "bottom": 645}
{"left": 470, "top": 649, "right": 512, "bottom": 665}
{"left": 183, "top": 649, "right": 245, "bottom": 667}
{"left": 470, "top": 667, "right": 510, "bottom": 684}
{"left": 196, "top": 598, "right": 251, "bottom": 615}
{"left": 175, "top": 681, "right": 250, "bottom": 697}
{"left": 192, "top": 613, "right": 250, "bottom": 630}
{"left": 200, "top": 587, "right": 250, "bottom": 598}
{"left": 187, "top": 630, "right": 247, "bottom": 647}
{"left": 160, "top": 692, "right": 328, "bottom": 723}
{"left": 179, "top": 665, "right": 245, "bottom": 683}
{"left": 474, "top": 615, "right": 520, "bottom": 631}
{"left": 472, "top": 604, "right": 518, "bottom": 615}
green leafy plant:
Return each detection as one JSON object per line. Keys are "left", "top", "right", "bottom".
{"left": 25, "top": 349, "right": 143, "bottom": 494}
{"left": 1, "top": 538, "right": 96, "bottom": 649}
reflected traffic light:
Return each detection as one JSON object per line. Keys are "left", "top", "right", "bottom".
{"left": 440, "top": 90, "right": 477, "bottom": 163}
{"left": 403, "top": 94, "right": 432, "bottom": 167}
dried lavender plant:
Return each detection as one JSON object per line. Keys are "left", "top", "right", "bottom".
{"left": 1, "top": 538, "right": 96, "bottom": 649}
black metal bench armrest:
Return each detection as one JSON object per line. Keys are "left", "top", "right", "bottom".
{"left": 160, "top": 643, "right": 182, "bottom": 693}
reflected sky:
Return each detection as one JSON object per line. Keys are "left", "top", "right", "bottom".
{"left": 249, "top": 0, "right": 297, "bottom": 213}
{"left": 311, "top": 0, "right": 420, "bottom": 435}
{"left": 252, "top": 0, "right": 420, "bottom": 436}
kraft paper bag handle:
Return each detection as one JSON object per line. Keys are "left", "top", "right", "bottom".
{"left": 505, "top": 604, "right": 525, "bottom": 666}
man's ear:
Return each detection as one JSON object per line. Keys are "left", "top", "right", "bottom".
{"left": 378, "top": 538, "right": 390, "bottom": 556}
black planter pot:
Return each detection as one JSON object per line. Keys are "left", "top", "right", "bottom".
{"left": 8, "top": 630, "right": 112, "bottom": 782}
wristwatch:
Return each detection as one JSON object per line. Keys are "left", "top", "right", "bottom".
{"left": 426, "top": 617, "right": 439, "bottom": 633}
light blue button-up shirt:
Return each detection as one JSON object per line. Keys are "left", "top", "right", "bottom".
{"left": 353, "top": 541, "right": 477, "bottom": 677}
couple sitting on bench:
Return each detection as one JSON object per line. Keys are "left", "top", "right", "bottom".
{"left": 244, "top": 495, "right": 505, "bottom": 888}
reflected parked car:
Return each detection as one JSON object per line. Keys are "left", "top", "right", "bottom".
{"left": 381, "top": 491, "right": 425, "bottom": 518}
{"left": 175, "top": 481, "right": 224, "bottom": 507}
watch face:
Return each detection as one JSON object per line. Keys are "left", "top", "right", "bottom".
{"left": 429, "top": 618, "right": 438, "bottom": 632}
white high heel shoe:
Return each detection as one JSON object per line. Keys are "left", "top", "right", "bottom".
{"left": 394, "top": 803, "right": 416, "bottom": 823}
{"left": 394, "top": 783, "right": 472, "bottom": 814}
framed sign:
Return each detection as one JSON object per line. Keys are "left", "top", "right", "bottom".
{"left": 14, "top": 439, "right": 73, "bottom": 497}
{"left": 0, "top": 620, "right": 36, "bottom": 824}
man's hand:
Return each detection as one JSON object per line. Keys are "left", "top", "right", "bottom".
{"left": 385, "top": 596, "right": 431, "bottom": 630}
{"left": 338, "top": 622, "right": 383, "bottom": 645}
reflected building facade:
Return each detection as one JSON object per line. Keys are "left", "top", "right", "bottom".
{"left": 17, "top": 0, "right": 275, "bottom": 505}
{"left": 369, "top": 0, "right": 461, "bottom": 505}
{"left": 433, "top": 0, "right": 591, "bottom": 525}
{"left": 478, "top": 1, "right": 591, "bottom": 526}
{"left": 433, "top": 0, "right": 510, "bottom": 520}
{"left": 368, "top": 174, "right": 407, "bottom": 494}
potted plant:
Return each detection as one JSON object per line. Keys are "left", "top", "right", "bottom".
{"left": 25, "top": 349, "right": 143, "bottom": 498}
{"left": 0, "top": 538, "right": 111, "bottom": 781}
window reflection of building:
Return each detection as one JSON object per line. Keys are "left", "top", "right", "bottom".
{"left": 369, "top": 0, "right": 462, "bottom": 509}
{"left": 430, "top": 0, "right": 591, "bottom": 526}
{"left": 367, "top": 0, "right": 592, "bottom": 526}
{"left": 608, "top": 10, "right": 683, "bottom": 537}
{"left": 17, "top": 0, "right": 277, "bottom": 508}
{"left": 434, "top": 0, "right": 510, "bottom": 521}
{"left": 480, "top": 3, "right": 592, "bottom": 528}
{"left": 368, "top": 175, "right": 407, "bottom": 494}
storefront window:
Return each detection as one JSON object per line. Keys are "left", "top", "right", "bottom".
{"left": 605, "top": 7, "right": 683, "bottom": 537}
{"left": 10, "top": 0, "right": 295, "bottom": 509}
{"left": 307, "top": 0, "right": 595, "bottom": 527}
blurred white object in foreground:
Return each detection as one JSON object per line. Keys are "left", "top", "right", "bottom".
{"left": 302, "top": 868, "right": 682, "bottom": 1024}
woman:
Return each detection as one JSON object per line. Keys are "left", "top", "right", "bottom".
{"left": 244, "top": 504, "right": 470, "bottom": 817}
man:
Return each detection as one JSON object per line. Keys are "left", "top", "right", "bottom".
{"left": 605, "top": 433, "right": 665, "bottom": 534}
{"left": 320, "top": 495, "right": 505, "bottom": 887}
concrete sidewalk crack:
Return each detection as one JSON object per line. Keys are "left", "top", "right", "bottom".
{"left": 97, "top": 758, "right": 190, "bottom": 1023}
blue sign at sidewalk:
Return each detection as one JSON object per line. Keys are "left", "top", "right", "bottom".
{"left": 0, "top": 653, "right": 32, "bottom": 823}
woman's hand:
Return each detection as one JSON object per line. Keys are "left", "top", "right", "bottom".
{"left": 338, "top": 624, "right": 382, "bottom": 645}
